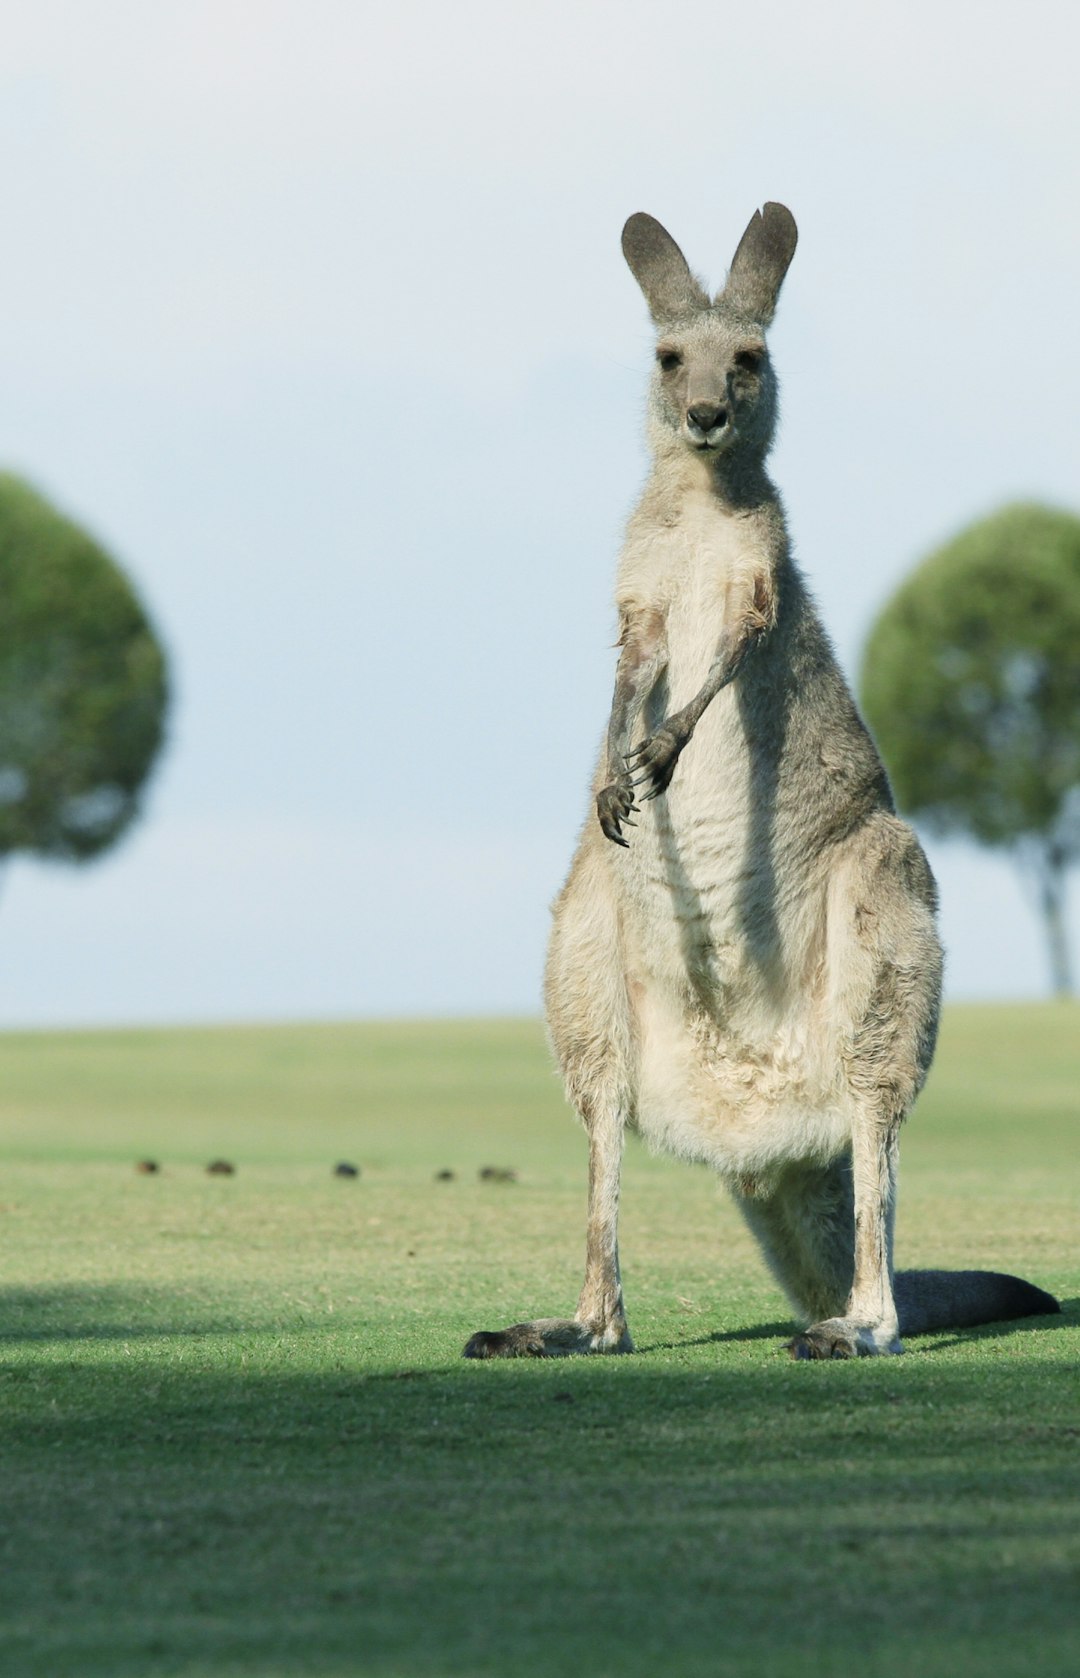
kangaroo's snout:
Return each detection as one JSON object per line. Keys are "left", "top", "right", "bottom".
{"left": 686, "top": 403, "right": 729, "bottom": 446}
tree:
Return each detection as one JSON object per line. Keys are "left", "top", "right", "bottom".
{"left": 860, "top": 503, "right": 1080, "bottom": 996}
{"left": 0, "top": 473, "right": 168, "bottom": 874}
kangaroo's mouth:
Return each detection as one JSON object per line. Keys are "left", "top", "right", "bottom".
{"left": 686, "top": 420, "right": 733, "bottom": 451}
{"left": 685, "top": 405, "right": 731, "bottom": 450}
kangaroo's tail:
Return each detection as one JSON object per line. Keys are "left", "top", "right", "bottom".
{"left": 895, "top": 1269, "right": 1060, "bottom": 1336}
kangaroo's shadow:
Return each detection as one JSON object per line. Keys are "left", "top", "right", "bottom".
{"left": 640, "top": 1298, "right": 1075, "bottom": 1357}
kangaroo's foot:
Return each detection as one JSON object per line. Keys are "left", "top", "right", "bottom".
{"left": 463, "top": 1316, "right": 634, "bottom": 1359}
{"left": 788, "top": 1317, "right": 903, "bottom": 1361}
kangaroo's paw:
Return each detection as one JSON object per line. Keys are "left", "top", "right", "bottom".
{"left": 788, "top": 1318, "right": 903, "bottom": 1361}
{"left": 625, "top": 726, "right": 685, "bottom": 801}
{"left": 462, "top": 1317, "right": 634, "bottom": 1359}
{"left": 596, "top": 775, "right": 639, "bottom": 847}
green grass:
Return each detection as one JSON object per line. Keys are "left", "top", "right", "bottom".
{"left": 0, "top": 1005, "right": 1077, "bottom": 1677}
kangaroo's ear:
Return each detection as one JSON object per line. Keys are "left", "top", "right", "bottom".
{"left": 622, "top": 213, "right": 709, "bottom": 322}
{"left": 721, "top": 203, "right": 798, "bottom": 323}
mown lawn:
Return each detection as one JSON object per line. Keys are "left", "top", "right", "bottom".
{"left": 0, "top": 1006, "right": 1077, "bottom": 1677}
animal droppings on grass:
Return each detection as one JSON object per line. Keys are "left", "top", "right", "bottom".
{"left": 479, "top": 1166, "right": 517, "bottom": 1183}
{"left": 434, "top": 1168, "right": 456, "bottom": 1181}
{"left": 135, "top": 1160, "right": 160, "bottom": 1174}
{"left": 205, "top": 1159, "right": 236, "bottom": 1175}
{"left": 333, "top": 1162, "right": 360, "bottom": 1178}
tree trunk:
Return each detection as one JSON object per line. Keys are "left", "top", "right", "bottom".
{"left": 1037, "top": 847, "right": 1073, "bottom": 999}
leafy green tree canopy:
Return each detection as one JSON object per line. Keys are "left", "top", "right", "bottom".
{"left": 0, "top": 473, "right": 168, "bottom": 865}
{"left": 860, "top": 502, "right": 1080, "bottom": 994}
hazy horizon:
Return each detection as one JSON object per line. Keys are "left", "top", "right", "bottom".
{"left": 1, "top": 1, "right": 1078, "bottom": 1026}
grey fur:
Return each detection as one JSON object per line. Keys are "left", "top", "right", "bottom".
{"left": 463, "top": 206, "right": 1059, "bottom": 1364}
{"left": 622, "top": 213, "right": 710, "bottom": 323}
{"left": 723, "top": 202, "right": 798, "bottom": 323}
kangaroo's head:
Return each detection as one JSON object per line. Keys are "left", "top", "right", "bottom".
{"left": 622, "top": 204, "right": 797, "bottom": 469}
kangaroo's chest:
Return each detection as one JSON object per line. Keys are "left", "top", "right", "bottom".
{"left": 617, "top": 508, "right": 787, "bottom": 979}
{"left": 633, "top": 508, "right": 763, "bottom": 826}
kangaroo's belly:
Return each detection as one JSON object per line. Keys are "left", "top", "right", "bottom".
{"left": 613, "top": 688, "right": 850, "bottom": 1177}
{"left": 629, "top": 972, "right": 852, "bottom": 1181}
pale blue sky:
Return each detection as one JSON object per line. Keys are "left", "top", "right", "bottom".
{"left": 0, "top": 1, "right": 1078, "bottom": 1024}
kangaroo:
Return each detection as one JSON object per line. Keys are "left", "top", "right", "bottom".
{"left": 464, "top": 205, "right": 1060, "bottom": 1361}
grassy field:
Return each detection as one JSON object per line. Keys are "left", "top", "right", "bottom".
{"left": 0, "top": 1005, "right": 1077, "bottom": 1677}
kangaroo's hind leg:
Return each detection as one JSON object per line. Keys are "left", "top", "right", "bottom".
{"left": 734, "top": 1154, "right": 857, "bottom": 1333}
{"left": 782, "top": 820, "right": 942, "bottom": 1359}
{"left": 758, "top": 1122, "right": 905, "bottom": 1361}
{"left": 463, "top": 848, "right": 635, "bottom": 1359}
{"left": 736, "top": 1112, "right": 903, "bottom": 1360}
{"left": 734, "top": 819, "right": 941, "bottom": 1359}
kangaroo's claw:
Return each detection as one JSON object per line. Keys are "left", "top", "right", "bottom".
{"left": 626, "top": 724, "right": 684, "bottom": 798}
{"left": 597, "top": 774, "right": 639, "bottom": 846}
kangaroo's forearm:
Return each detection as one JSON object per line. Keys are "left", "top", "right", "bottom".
{"left": 671, "top": 572, "right": 775, "bottom": 740}
{"left": 606, "top": 656, "right": 654, "bottom": 774}
{"left": 596, "top": 607, "right": 668, "bottom": 844}
{"left": 671, "top": 620, "right": 757, "bottom": 735}
{"left": 626, "top": 572, "right": 776, "bottom": 801}
{"left": 605, "top": 609, "right": 667, "bottom": 777}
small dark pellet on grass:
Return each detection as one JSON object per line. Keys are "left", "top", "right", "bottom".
{"left": 205, "top": 1160, "right": 236, "bottom": 1175}
{"left": 434, "top": 1168, "right": 456, "bottom": 1181}
{"left": 333, "top": 1162, "right": 360, "bottom": 1178}
{"left": 478, "top": 1166, "right": 517, "bottom": 1183}
{"left": 135, "top": 1160, "right": 160, "bottom": 1174}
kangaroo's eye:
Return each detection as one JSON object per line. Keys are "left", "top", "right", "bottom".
{"left": 657, "top": 349, "right": 682, "bottom": 373}
{"left": 735, "top": 348, "right": 763, "bottom": 374}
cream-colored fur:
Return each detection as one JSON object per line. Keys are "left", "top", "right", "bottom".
{"left": 463, "top": 205, "right": 1057, "bottom": 1362}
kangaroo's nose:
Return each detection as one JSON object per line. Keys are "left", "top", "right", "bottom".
{"left": 687, "top": 404, "right": 727, "bottom": 433}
